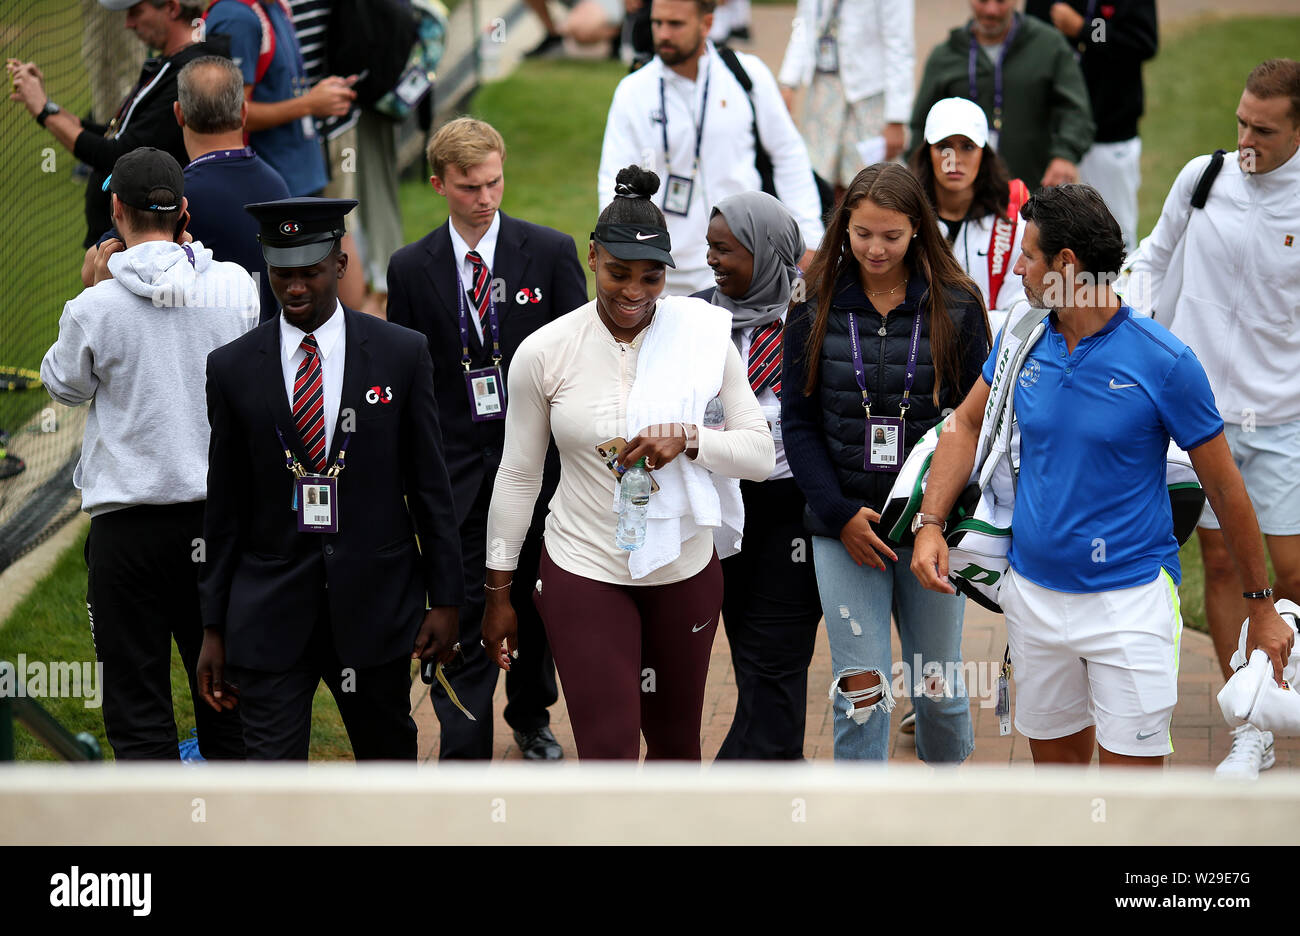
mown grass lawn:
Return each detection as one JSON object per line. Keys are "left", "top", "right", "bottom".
{"left": 0, "top": 0, "right": 97, "bottom": 437}
{"left": 3, "top": 15, "right": 1297, "bottom": 758}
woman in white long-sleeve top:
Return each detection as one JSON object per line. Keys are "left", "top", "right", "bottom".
{"left": 480, "top": 165, "right": 774, "bottom": 761}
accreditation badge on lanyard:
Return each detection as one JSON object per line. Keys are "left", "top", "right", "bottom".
{"left": 456, "top": 262, "right": 507, "bottom": 422}
{"left": 968, "top": 14, "right": 1019, "bottom": 152}
{"left": 659, "top": 59, "right": 710, "bottom": 218}
{"left": 815, "top": 36, "right": 839, "bottom": 74}
{"left": 815, "top": 0, "right": 844, "bottom": 73}
{"left": 847, "top": 308, "right": 924, "bottom": 473}
{"left": 277, "top": 426, "right": 350, "bottom": 533}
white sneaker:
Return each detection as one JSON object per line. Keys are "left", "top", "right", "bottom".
{"left": 1215, "top": 723, "right": 1276, "bottom": 779}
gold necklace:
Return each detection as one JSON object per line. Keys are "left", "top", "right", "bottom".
{"left": 865, "top": 278, "right": 907, "bottom": 297}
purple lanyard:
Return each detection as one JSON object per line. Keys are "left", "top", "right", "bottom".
{"left": 968, "top": 14, "right": 1020, "bottom": 132}
{"left": 454, "top": 258, "right": 501, "bottom": 369}
{"left": 846, "top": 307, "right": 924, "bottom": 418}
{"left": 184, "top": 147, "right": 253, "bottom": 170}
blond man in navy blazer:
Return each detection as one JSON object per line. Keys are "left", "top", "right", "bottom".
{"left": 387, "top": 119, "right": 588, "bottom": 760}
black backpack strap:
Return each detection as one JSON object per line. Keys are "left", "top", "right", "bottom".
{"left": 1190, "top": 149, "right": 1226, "bottom": 209}
{"left": 716, "top": 45, "right": 752, "bottom": 92}
{"left": 715, "top": 46, "right": 777, "bottom": 197}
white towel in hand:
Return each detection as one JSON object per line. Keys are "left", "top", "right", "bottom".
{"left": 1217, "top": 600, "right": 1300, "bottom": 735}
{"left": 621, "top": 296, "right": 744, "bottom": 579}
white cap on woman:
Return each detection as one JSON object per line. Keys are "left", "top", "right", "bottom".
{"left": 923, "top": 97, "right": 990, "bottom": 149}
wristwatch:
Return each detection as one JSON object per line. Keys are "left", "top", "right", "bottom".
{"left": 681, "top": 422, "right": 699, "bottom": 458}
{"left": 35, "top": 99, "right": 60, "bottom": 126}
{"left": 1243, "top": 587, "right": 1274, "bottom": 600}
{"left": 910, "top": 513, "right": 946, "bottom": 535}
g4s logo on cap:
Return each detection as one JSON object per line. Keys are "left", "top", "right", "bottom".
{"left": 280, "top": 221, "right": 300, "bottom": 235}
{"left": 515, "top": 287, "right": 543, "bottom": 305}
{"left": 365, "top": 385, "right": 393, "bottom": 404}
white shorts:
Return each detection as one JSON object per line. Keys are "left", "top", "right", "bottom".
{"left": 1198, "top": 420, "right": 1300, "bottom": 536}
{"left": 1000, "top": 567, "right": 1183, "bottom": 757}
{"left": 1079, "top": 137, "right": 1141, "bottom": 255}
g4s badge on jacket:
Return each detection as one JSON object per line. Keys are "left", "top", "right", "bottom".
{"left": 366, "top": 386, "right": 393, "bottom": 404}
{"left": 515, "top": 287, "right": 543, "bottom": 305}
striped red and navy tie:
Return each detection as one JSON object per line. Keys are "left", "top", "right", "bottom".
{"left": 467, "top": 249, "right": 491, "bottom": 332}
{"left": 292, "top": 334, "right": 327, "bottom": 473}
{"left": 748, "top": 319, "right": 783, "bottom": 399}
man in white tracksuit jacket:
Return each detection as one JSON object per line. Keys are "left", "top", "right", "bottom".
{"left": 1127, "top": 58, "right": 1300, "bottom": 779}
{"left": 598, "top": 0, "right": 823, "bottom": 294}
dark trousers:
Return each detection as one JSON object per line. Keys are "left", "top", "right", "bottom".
{"left": 85, "top": 503, "right": 245, "bottom": 761}
{"left": 534, "top": 547, "right": 722, "bottom": 761}
{"left": 431, "top": 476, "right": 558, "bottom": 759}
{"left": 226, "top": 609, "right": 417, "bottom": 761}
{"left": 716, "top": 478, "right": 822, "bottom": 760}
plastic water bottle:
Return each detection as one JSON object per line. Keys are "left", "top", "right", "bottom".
{"left": 703, "top": 396, "right": 725, "bottom": 430}
{"left": 615, "top": 458, "right": 651, "bottom": 551}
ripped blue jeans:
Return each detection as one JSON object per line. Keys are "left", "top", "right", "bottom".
{"left": 811, "top": 537, "right": 974, "bottom": 763}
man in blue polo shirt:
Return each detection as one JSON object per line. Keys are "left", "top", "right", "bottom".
{"left": 911, "top": 184, "right": 1292, "bottom": 768}
{"left": 176, "top": 56, "right": 290, "bottom": 322}
{"left": 203, "top": 0, "right": 355, "bottom": 196}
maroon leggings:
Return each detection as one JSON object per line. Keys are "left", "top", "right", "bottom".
{"left": 533, "top": 547, "right": 722, "bottom": 761}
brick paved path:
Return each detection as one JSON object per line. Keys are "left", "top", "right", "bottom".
{"left": 411, "top": 0, "right": 1300, "bottom": 771}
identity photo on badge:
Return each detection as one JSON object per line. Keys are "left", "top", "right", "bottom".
{"left": 866, "top": 415, "right": 903, "bottom": 471}
{"left": 664, "top": 174, "right": 694, "bottom": 216}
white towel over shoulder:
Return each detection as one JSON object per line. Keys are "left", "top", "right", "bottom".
{"left": 622, "top": 296, "right": 745, "bottom": 579}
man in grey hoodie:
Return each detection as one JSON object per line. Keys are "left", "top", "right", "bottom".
{"left": 41, "top": 147, "right": 259, "bottom": 760}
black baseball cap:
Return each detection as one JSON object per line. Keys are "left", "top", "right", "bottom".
{"left": 245, "top": 197, "right": 358, "bottom": 268}
{"left": 104, "top": 147, "right": 184, "bottom": 212}
{"left": 590, "top": 222, "right": 675, "bottom": 268}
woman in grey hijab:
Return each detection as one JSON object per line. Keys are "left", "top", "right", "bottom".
{"left": 700, "top": 190, "right": 822, "bottom": 762}
{"left": 704, "top": 190, "right": 806, "bottom": 334}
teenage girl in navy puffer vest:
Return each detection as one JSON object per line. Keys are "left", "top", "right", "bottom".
{"left": 782, "top": 163, "right": 991, "bottom": 762}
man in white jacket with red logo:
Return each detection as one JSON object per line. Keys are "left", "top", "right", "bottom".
{"left": 1128, "top": 58, "right": 1300, "bottom": 779}
{"left": 599, "top": 0, "right": 823, "bottom": 294}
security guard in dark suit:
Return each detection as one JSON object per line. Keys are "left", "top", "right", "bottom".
{"left": 386, "top": 118, "right": 589, "bottom": 759}
{"left": 196, "top": 197, "right": 463, "bottom": 760}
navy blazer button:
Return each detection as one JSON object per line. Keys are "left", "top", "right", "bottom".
{"left": 325, "top": 544, "right": 335, "bottom": 556}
